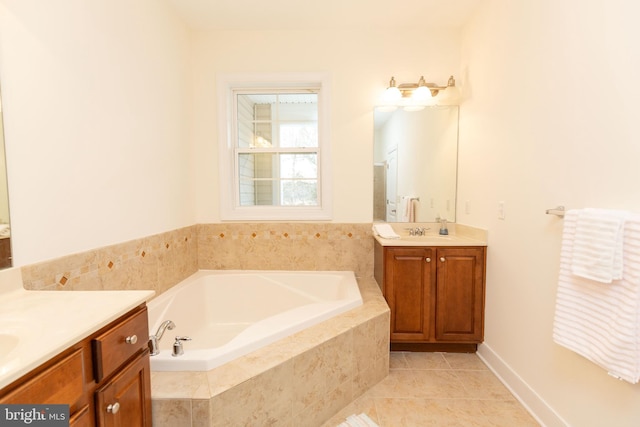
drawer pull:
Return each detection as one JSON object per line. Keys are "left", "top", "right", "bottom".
{"left": 425, "top": 257, "right": 431, "bottom": 262}
{"left": 106, "top": 402, "right": 120, "bottom": 414}
{"left": 440, "top": 257, "right": 446, "bottom": 262}
{"left": 125, "top": 335, "right": 138, "bottom": 345}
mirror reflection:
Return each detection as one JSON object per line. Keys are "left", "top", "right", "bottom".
{"left": 373, "top": 106, "right": 458, "bottom": 223}
{"left": 0, "top": 90, "right": 11, "bottom": 268}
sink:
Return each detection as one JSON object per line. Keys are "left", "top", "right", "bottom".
{"left": 0, "top": 333, "right": 19, "bottom": 359}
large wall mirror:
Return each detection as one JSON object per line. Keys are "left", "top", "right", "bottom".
{"left": 0, "top": 89, "right": 12, "bottom": 268}
{"left": 373, "top": 105, "right": 459, "bottom": 223}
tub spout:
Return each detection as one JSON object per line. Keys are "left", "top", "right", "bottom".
{"left": 149, "top": 320, "right": 175, "bottom": 356}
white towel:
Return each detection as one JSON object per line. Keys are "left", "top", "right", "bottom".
{"left": 372, "top": 223, "right": 400, "bottom": 239}
{"left": 400, "top": 196, "right": 417, "bottom": 222}
{"left": 553, "top": 209, "right": 640, "bottom": 383}
{"left": 571, "top": 208, "right": 627, "bottom": 283}
{"left": 337, "top": 413, "right": 379, "bottom": 427}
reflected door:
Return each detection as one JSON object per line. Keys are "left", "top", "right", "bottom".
{"left": 385, "top": 147, "right": 398, "bottom": 222}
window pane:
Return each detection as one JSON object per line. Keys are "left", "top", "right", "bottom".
{"left": 280, "top": 123, "right": 318, "bottom": 148}
{"left": 237, "top": 152, "right": 319, "bottom": 207}
{"left": 238, "top": 153, "right": 277, "bottom": 206}
{"left": 281, "top": 180, "right": 318, "bottom": 206}
{"left": 236, "top": 93, "right": 317, "bottom": 148}
{"left": 280, "top": 153, "right": 317, "bottom": 178}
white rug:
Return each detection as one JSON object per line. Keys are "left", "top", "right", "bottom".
{"left": 337, "top": 413, "right": 379, "bottom": 427}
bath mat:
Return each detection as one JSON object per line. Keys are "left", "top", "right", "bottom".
{"left": 337, "top": 412, "right": 379, "bottom": 427}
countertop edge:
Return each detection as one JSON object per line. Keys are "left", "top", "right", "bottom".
{"left": 373, "top": 234, "right": 487, "bottom": 247}
{"left": 0, "top": 289, "right": 155, "bottom": 390}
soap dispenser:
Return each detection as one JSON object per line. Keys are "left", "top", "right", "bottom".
{"left": 439, "top": 218, "right": 449, "bottom": 235}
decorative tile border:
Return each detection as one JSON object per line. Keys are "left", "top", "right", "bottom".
{"left": 20, "top": 223, "right": 375, "bottom": 293}
{"left": 21, "top": 225, "right": 198, "bottom": 294}
{"left": 198, "top": 223, "right": 374, "bottom": 278}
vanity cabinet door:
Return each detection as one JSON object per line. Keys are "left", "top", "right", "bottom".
{"left": 94, "top": 349, "right": 152, "bottom": 427}
{"left": 375, "top": 241, "right": 487, "bottom": 349}
{"left": 435, "top": 247, "right": 486, "bottom": 342}
{"left": 384, "top": 247, "right": 435, "bottom": 342}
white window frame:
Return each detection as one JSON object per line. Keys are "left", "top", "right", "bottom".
{"left": 217, "top": 72, "right": 332, "bottom": 220}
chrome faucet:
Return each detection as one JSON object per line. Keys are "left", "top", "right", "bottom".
{"left": 172, "top": 336, "right": 192, "bottom": 357}
{"left": 148, "top": 320, "right": 175, "bottom": 356}
{"left": 408, "top": 227, "right": 429, "bottom": 236}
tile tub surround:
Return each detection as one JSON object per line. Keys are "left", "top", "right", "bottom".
{"left": 150, "top": 276, "right": 390, "bottom": 427}
{"left": 16, "top": 223, "right": 383, "bottom": 425}
{"left": 197, "top": 223, "right": 375, "bottom": 278}
{"left": 19, "top": 223, "right": 374, "bottom": 294}
{"left": 20, "top": 225, "right": 198, "bottom": 293}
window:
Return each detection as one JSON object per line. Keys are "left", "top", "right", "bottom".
{"left": 218, "top": 73, "right": 332, "bottom": 220}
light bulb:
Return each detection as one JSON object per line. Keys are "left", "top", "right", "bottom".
{"left": 412, "top": 86, "right": 432, "bottom": 103}
{"left": 381, "top": 76, "right": 402, "bottom": 105}
{"left": 382, "top": 86, "right": 401, "bottom": 104}
{"left": 434, "top": 87, "right": 459, "bottom": 105}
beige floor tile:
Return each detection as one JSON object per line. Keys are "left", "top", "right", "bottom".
{"left": 374, "top": 397, "right": 494, "bottom": 427}
{"left": 443, "top": 352, "right": 489, "bottom": 370}
{"left": 453, "top": 370, "right": 516, "bottom": 400}
{"left": 321, "top": 351, "right": 540, "bottom": 427}
{"left": 403, "top": 351, "right": 450, "bottom": 370}
{"left": 367, "top": 369, "right": 422, "bottom": 398}
{"left": 411, "top": 369, "right": 470, "bottom": 398}
{"left": 389, "top": 352, "right": 409, "bottom": 369}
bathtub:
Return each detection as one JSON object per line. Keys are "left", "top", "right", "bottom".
{"left": 147, "top": 270, "right": 363, "bottom": 371}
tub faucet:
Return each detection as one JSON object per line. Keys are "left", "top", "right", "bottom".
{"left": 172, "top": 336, "right": 192, "bottom": 357}
{"left": 149, "top": 320, "right": 175, "bottom": 356}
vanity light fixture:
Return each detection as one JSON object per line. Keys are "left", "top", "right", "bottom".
{"left": 381, "top": 75, "right": 458, "bottom": 111}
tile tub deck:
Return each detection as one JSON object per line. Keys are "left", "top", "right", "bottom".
{"left": 150, "top": 276, "right": 390, "bottom": 427}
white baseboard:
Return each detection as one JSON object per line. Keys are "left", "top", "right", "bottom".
{"left": 476, "top": 343, "right": 569, "bottom": 427}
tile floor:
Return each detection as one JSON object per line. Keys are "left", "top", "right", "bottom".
{"left": 323, "top": 352, "right": 540, "bottom": 427}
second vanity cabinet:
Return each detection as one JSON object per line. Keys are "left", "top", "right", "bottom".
{"left": 375, "top": 241, "right": 486, "bottom": 351}
{"left": 0, "top": 304, "right": 152, "bottom": 426}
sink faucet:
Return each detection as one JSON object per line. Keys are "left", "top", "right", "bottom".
{"left": 407, "top": 227, "right": 429, "bottom": 236}
{"left": 149, "top": 320, "right": 175, "bottom": 356}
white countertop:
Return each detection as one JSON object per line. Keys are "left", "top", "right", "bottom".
{"left": 373, "top": 222, "right": 488, "bottom": 247}
{"left": 0, "top": 267, "right": 155, "bottom": 390}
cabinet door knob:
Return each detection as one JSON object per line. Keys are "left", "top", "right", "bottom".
{"left": 125, "top": 335, "right": 138, "bottom": 345}
{"left": 425, "top": 257, "right": 431, "bottom": 262}
{"left": 107, "top": 402, "right": 120, "bottom": 414}
{"left": 440, "top": 257, "right": 446, "bottom": 262}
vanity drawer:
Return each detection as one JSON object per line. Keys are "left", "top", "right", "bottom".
{"left": 0, "top": 347, "right": 85, "bottom": 405}
{"left": 92, "top": 306, "right": 149, "bottom": 382}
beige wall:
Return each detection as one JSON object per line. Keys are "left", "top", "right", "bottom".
{"left": 191, "top": 28, "right": 461, "bottom": 223}
{"left": 459, "top": 1, "right": 640, "bottom": 426}
{"left": 0, "top": 0, "right": 193, "bottom": 266}
{"left": 0, "top": 1, "right": 460, "bottom": 263}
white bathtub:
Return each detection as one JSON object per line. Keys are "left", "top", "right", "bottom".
{"left": 147, "top": 270, "right": 363, "bottom": 371}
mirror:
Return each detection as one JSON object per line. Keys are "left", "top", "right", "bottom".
{"left": 373, "top": 105, "right": 458, "bottom": 223}
{"left": 0, "top": 89, "right": 11, "bottom": 268}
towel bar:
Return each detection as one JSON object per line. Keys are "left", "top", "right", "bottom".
{"left": 546, "top": 206, "right": 566, "bottom": 217}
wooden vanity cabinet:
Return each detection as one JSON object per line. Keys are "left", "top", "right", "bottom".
{"left": 375, "top": 242, "right": 486, "bottom": 351}
{"left": 0, "top": 304, "right": 152, "bottom": 427}
{"left": 92, "top": 305, "right": 152, "bottom": 427}
{"left": 94, "top": 350, "right": 151, "bottom": 427}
